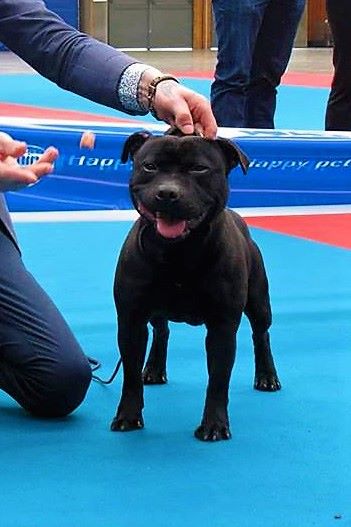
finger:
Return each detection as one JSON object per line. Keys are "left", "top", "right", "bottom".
{"left": 1, "top": 154, "right": 19, "bottom": 167}
{"left": 200, "top": 112, "right": 217, "bottom": 139}
{"left": 194, "top": 123, "right": 204, "bottom": 137}
{"left": 198, "top": 100, "right": 217, "bottom": 139}
{"left": 29, "top": 147, "right": 58, "bottom": 178}
{"left": 172, "top": 99, "right": 195, "bottom": 135}
{"left": 0, "top": 131, "right": 16, "bottom": 153}
{"left": 0, "top": 165, "right": 39, "bottom": 188}
{"left": 29, "top": 162, "right": 54, "bottom": 178}
{"left": 0, "top": 134, "right": 27, "bottom": 159}
{"left": 10, "top": 142, "right": 28, "bottom": 158}
{"left": 186, "top": 96, "right": 217, "bottom": 139}
{"left": 37, "top": 146, "right": 59, "bottom": 164}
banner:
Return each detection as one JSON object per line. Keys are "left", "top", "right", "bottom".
{"left": 1, "top": 118, "right": 351, "bottom": 212}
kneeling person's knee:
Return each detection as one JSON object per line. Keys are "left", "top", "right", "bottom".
{"left": 27, "top": 356, "right": 92, "bottom": 418}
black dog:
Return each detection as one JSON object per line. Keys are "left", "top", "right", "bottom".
{"left": 111, "top": 130, "right": 281, "bottom": 441}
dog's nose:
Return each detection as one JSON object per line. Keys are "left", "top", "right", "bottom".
{"left": 156, "top": 183, "right": 181, "bottom": 202}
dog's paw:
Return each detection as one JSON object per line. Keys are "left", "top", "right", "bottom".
{"left": 142, "top": 366, "right": 168, "bottom": 385}
{"left": 194, "top": 423, "right": 232, "bottom": 442}
{"left": 110, "top": 415, "right": 144, "bottom": 432}
{"left": 254, "top": 373, "right": 281, "bottom": 392}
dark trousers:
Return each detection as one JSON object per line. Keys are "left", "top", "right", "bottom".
{"left": 0, "top": 225, "right": 91, "bottom": 417}
{"left": 211, "top": 0, "right": 305, "bottom": 128}
{"left": 325, "top": 0, "right": 351, "bottom": 131}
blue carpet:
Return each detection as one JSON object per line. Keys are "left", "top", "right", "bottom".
{"left": 0, "top": 74, "right": 329, "bottom": 130}
{"left": 0, "top": 221, "right": 349, "bottom": 527}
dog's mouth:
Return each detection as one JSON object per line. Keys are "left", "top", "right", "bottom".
{"left": 137, "top": 202, "right": 205, "bottom": 240}
{"left": 155, "top": 213, "right": 187, "bottom": 239}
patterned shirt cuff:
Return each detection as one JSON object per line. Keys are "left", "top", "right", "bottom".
{"left": 118, "top": 63, "right": 163, "bottom": 114}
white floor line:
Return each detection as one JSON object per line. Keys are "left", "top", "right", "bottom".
{"left": 10, "top": 204, "right": 351, "bottom": 224}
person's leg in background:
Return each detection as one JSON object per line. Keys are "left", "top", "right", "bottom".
{"left": 325, "top": 0, "right": 351, "bottom": 131}
{"left": 247, "top": 0, "right": 305, "bottom": 128}
{"left": 211, "top": 0, "right": 269, "bottom": 127}
{"left": 0, "top": 227, "right": 92, "bottom": 418}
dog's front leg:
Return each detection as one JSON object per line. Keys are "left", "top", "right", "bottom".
{"left": 111, "top": 315, "right": 148, "bottom": 432}
{"left": 195, "top": 317, "right": 241, "bottom": 441}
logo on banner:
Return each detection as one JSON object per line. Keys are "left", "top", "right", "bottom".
{"left": 18, "top": 145, "right": 46, "bottom": 167}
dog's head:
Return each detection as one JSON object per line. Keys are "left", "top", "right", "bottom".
{"left": 121, "top": 130, "right": 249, "bottom": 241}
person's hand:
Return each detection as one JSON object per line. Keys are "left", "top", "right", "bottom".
{"left": 0, "top": 132, "right": 58, "bottom": 192}
{"left": 153, "top": 80, "right": 217, "bottom": 139}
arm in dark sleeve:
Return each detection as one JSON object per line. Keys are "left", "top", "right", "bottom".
{"left": 0, "top": 0, "right": 144, "bottom": 114}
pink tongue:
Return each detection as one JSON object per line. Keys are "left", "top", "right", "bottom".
{"left": 156, "top": 218, "right": 186, "bottom": 238}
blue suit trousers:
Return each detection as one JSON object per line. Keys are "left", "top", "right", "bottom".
{"left": 0, "top": 226, "right": 91, "bottom": 417}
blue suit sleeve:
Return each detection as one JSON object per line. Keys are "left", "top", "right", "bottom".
{"left": 0, "top": 0, "right": 143, "bottom": 114}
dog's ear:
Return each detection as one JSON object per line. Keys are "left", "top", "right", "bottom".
{"left": 214, "top": 137, "right": 250, "bottom": 175}
{"left": 121, "top": 131, "right": 152, "bottom": 163}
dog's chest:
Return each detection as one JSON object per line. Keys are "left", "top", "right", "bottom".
{"left": 152, "top": 271, "right": 206, "bottom": 325}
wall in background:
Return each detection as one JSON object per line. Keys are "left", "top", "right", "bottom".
{"left": 0, "top": 1, "right": 333, "bottom": 52}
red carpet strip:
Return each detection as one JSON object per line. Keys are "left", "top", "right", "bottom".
{"left": 0, "top": 102, "right": 136, "bottom": 122}
{"left": 170, "top": 70, "right": 333, "bottom": 88}
{"left": 246, "top": 213, "right": 351, "bottom": 249}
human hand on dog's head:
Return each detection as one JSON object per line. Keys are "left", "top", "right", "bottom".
{"left": 151, "top": 80, "right": 217, "bottom": 139}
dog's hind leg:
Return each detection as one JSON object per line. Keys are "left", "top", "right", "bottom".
{"left": 142, "top": 317, "right": 169, "bottom": 384}
{"left": 245, "top": 241, "right": 281, "bottom": 392}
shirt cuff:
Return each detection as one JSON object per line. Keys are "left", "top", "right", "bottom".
{"left": 117, "top": 63, "right": 162, "bottom": 114}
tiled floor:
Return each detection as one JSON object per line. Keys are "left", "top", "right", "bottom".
{"left": 0, "top": 47, "right": 334, "bottom": 76}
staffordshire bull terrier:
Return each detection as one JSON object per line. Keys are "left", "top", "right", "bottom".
{"left": 111, "top": 130, "right": 281, "bottom": 441}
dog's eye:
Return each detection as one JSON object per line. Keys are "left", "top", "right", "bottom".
{"left": 143, "top": 162, "right": 157, "bottom": 172}
{"left": 189, "top": 165, "right": 209, "bottom": 173}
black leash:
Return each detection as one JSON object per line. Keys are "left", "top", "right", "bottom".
{"left": 87, "top": 356, "right": 122, "bottom": 385}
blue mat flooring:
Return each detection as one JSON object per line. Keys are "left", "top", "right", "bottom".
{"left": 0, "top": 221, "right": 349, "bottom": 527}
